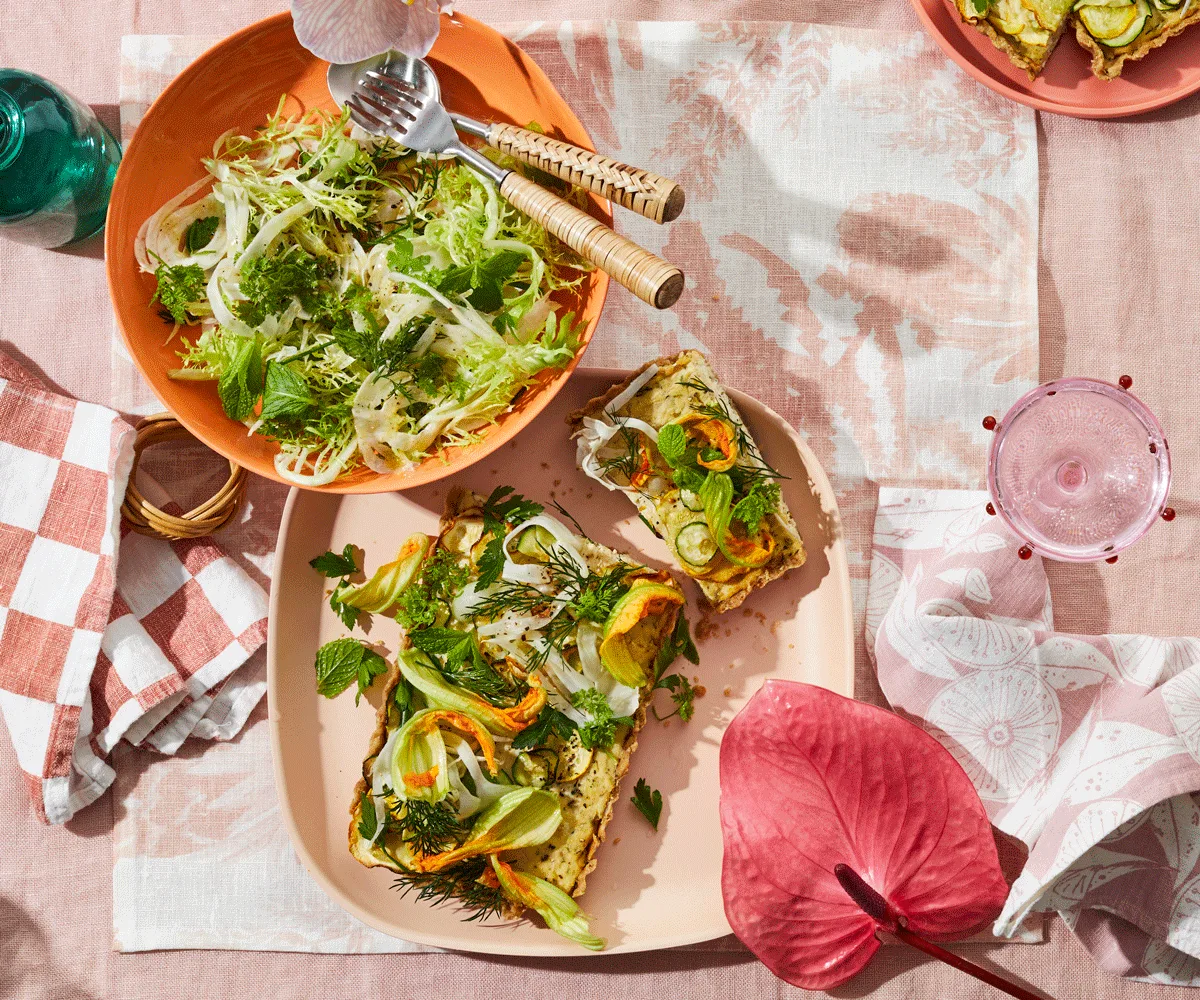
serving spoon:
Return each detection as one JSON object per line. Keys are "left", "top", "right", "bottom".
{"left": 327, "top": 58, "right": 684, "bottom": 309}
{"left": 327, "top": 52, "right": 685, "bottom": 224}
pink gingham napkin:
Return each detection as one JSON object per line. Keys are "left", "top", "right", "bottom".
{"left": 869, "top": 488, "right": 1200, "bottom": 985}
{"left": 0, "top": 350, "right": 267, "bottom": 824}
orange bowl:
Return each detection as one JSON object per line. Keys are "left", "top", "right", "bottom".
{"left": 105, "top": 11, "right": 610, "bottom": 493}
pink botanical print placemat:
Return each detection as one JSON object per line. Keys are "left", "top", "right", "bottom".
{"left": 113, "top": 20, "right": 1038, "bottom": 952}
{"left": 870, "top": 489, "right": 1200, "bottom": 986}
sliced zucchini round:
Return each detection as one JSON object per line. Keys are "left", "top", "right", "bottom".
{"left": 554, "top": 734, "right": 593, "bottom": 783}
{"left": 680, "top": 488, "right": 704, "bottom": 512}
{"left": 512, "top": 524, "right": 556, "bottom": 563}
{"left": 675, "top": 521, "right": 717, "bottom": 567}
{"left": 1078, "top": 0, "right": 1149, "bottom": 45}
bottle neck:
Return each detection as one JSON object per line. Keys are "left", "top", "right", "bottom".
{"left": 0, "top": 89, "right": 25, "bottom": 172}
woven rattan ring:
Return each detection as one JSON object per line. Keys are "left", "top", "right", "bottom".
{"left": 120, "top": 413, "right": 247, "bottom": 541}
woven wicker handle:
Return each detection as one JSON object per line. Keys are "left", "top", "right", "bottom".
{"left": 490, "top": 124, "right": 685, "bottom": 224}
{"left": 499, "top": 172, "right": 683, "bottom": 309}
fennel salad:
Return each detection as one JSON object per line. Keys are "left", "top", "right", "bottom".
{"left": 308, "top": 487, "right": 700, "bottom": 947}
{"left": 137, "top": 102, "right": 589, "bottom": 486}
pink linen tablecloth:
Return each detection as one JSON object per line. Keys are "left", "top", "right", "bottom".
{"left": 107, "top": 18, "right": 1039, "bottom": 954}
{"left": 4, "top": 0, "right": 1200, "bottom": 998}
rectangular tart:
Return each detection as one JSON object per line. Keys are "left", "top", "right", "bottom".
{"left": 568, "top": 351, "right": 805, "bottom": 614}
{"left": 347, "top": 487, "right": 686, "bottom": 940}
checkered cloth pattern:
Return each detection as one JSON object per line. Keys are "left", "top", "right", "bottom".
{"left": 0, "top": 351, "right": 268, "bottom": 824}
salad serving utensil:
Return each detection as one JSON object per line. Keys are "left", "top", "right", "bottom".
{"left": 337, "top": 70, "right": 685, "bottom": 309}
{"left": 328, "top": 53, "right": 685, "bottom": 224}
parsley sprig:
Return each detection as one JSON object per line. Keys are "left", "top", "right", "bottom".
{"left": 630, "top": 778, "right": 663, "bottom": 830}
{"left": 572, "top": 688, "right": 633, "bottom": 750}
{"left": 476, "top": 486, "right": 546, "bottom": 589}
{"left": 149, "top": 254, "right": 206, "bottom": 326}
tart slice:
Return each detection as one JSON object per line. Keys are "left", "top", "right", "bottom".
{"left": 1073, "top": 0, "right": 1199, "bottom": 79}
{"left": 568, "top": 351, "right": 805, "bottom": 614}
{"left": 955, "top": 0, "right": 1076, "bottom": 77}
{"left": 346, "top": 487, "right": 691, "bottom": 949}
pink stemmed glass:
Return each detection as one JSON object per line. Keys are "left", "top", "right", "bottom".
{"left": 986, "top": 377, "right": 1172, "bottom": 563}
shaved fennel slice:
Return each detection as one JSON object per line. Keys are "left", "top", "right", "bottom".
{"left": 501, "top": 514, "right": 590, "bottom": 583}
{"left": 274, "top": 436, "right": 358, "bottom": 486}
{"left": 135, "top": 175, "right": 214, "bottom": 273}
{"left": 367, "top": 725, "right": 402, "bottom": 845}
{"left": 605, "top": 363, "right": 659, "bottom": 417}
{"left": 575, "top": 415, "right": 661, "bottom": 492}
{"left": 576, "top": 623, "right": 640, "bottom": 718}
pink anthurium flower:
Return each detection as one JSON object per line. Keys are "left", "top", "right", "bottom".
{"left": 292, "top": 0, "right": 455, "bottom": 64}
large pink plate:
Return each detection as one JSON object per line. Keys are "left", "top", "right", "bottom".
{"left": 267, "top": 368, "right": 854, "bottom": 956}
{"left": 912, "top": 0, "right": 1200, "bottom": 117}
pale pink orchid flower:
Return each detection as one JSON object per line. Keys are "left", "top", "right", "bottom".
{"left": 292, "top": 0, "right": 455, "bottom": 64}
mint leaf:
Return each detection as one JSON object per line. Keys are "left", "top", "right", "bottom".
{"left": 630, "top": 777, "right": 663, "bottom": 830}
{"left": 438, "top": 249, "right": 524, "bottom": 313}
{"left": 261, "top": 360, "right": 315, "bottom": 421}
{"left": 316, "top": 638, "right": 387, "bottom": 702}
{"left": 673, "top": 465, "right": 708, "bottom": 493}
{"left": 355, "top": 647, "right": 388, "bottom": 705}
{"left": 511, "top": 706, "right": 578, "bottom": 750}
{"left": 656, "top": 422, "right": 687, "bottom": 466}
{"left": 315, "top": 637, "right": 367, "bottom": 698}
{"left": 357, "top": 792, "right": 378, "bottom": 840}
{"left": 409, "top": 626, "right": 474, "bottom": 658}
{"left": 184, "top": 216, "right": 219, "bottom": 254}
{"left": 309, "top": 544, "right": 358, "bottom": 578}
{"left": 732, "top": 481, "right": 781, "bottom": 534}
{"left": 217, "top": 337, "right": 263, "bottom": 421}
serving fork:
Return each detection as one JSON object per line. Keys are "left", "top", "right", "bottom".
{"left": 346, "top": 69, "right": 684, "bottom": 309}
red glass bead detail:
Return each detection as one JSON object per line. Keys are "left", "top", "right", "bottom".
{"left": 982, "top": 415, "right": 997, "bottom": 430}
{"left": 1106, "top": 555, "right": 1119, "bottom": 564}
{"left": 1119, "top": 375, "right": 1133, "bottom": 389}
{"left": 1163, "top": 507, "right": 1177, "bottom": 522}
{"left": 1018, "top": 546, "right": 1032, "bottom": 560}
{"left": 985, "top": 502, "right": 996, "bottom": 516}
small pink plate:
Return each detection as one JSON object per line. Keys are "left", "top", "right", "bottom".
{"left": 267, "top": 368, "right": 855, "bottom": 955}
{"left": 911, "top": 0, "right": 1200, "bottom": 118}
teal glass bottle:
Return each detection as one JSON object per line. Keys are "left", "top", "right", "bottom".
{"left": 0, "top": 69, "right": 122, "bottom": 248}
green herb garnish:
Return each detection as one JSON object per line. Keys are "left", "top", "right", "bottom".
{"left": 314, "top": 637, "right": 388, "bottom": 703}
{"left": 216, "top": 336, "right": 264, "bottom": 420}
{"left": 150, "top": 255, "right": 206, "bottom": 325}
{"left": 572, "top": 688, "right": 633, "bottom": 751}
{"left": 511, "top": 706, "right": 578, "bottom": 751}
{"left": 184, "top": 216, "right": 219, "bottom": 254}
{"left": 475, "top": 486, "right": 545, "bottom": 589}
{"left": 309, "top": 543, "right": 358, "bottom": 578}
{"left": 630, "top": 778, "right": 663, "bottom": 830}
